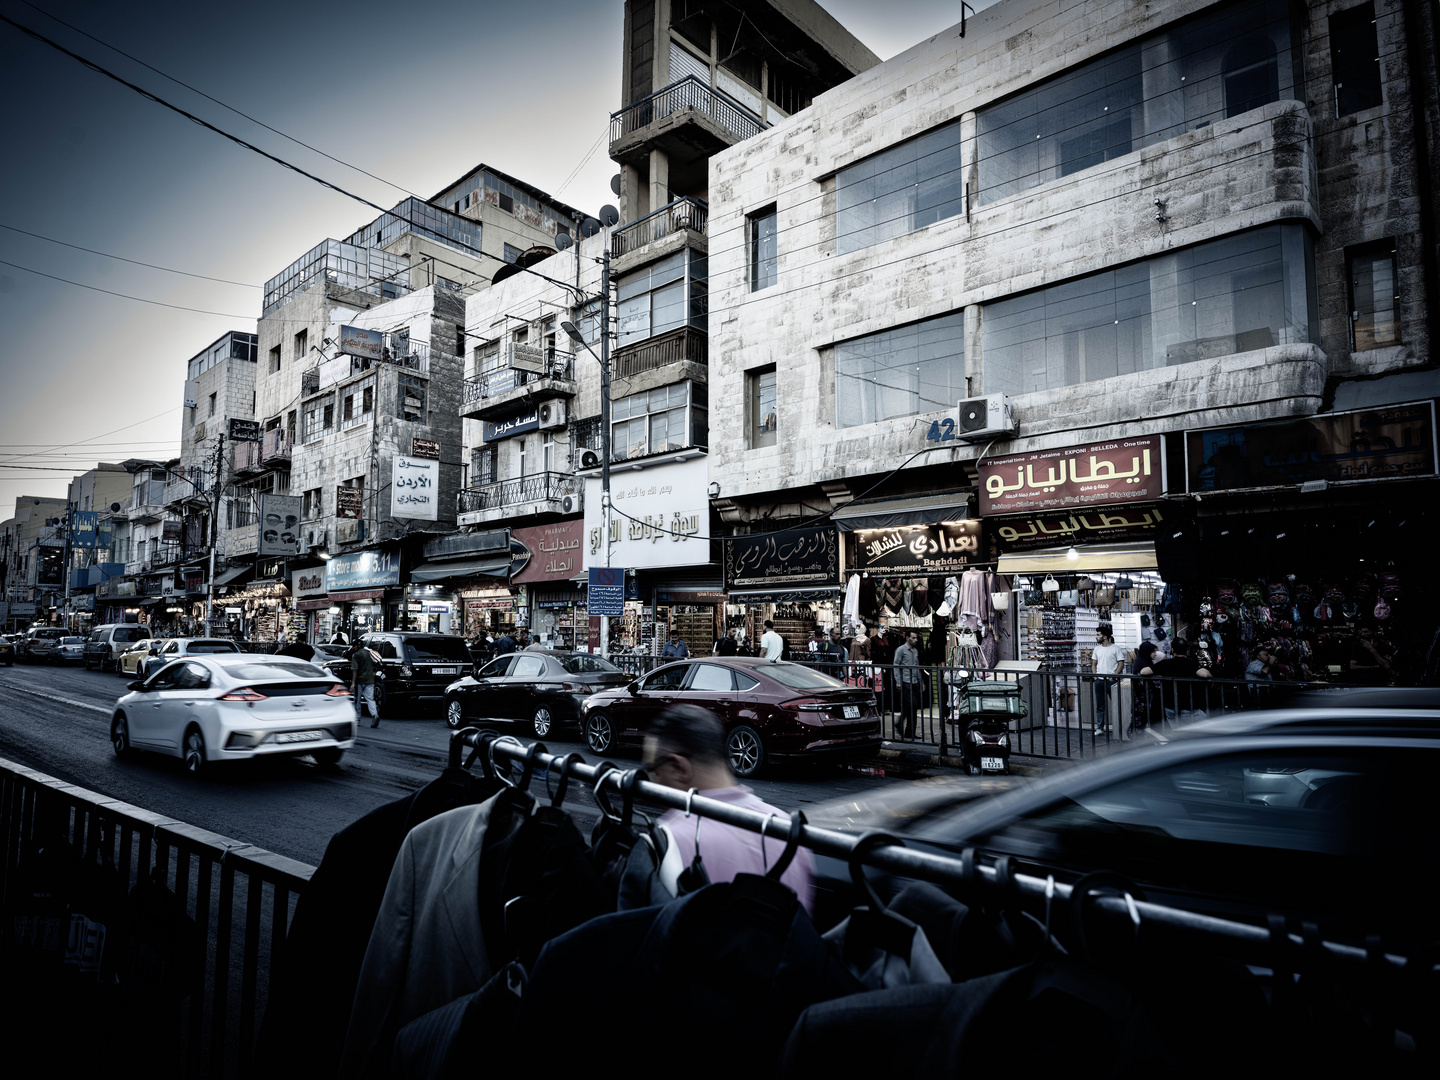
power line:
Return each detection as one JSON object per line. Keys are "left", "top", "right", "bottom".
{"left": 0, "top": 223, "right": 258, "bottom": 287}
{"left": 0, "top": 257, "right": 255, "bottom": 319}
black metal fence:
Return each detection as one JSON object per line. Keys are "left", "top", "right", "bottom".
{"left": 611, "top": 197, "right": 709, "bottom": 257}
{"left": 609, "top": 74, "right": 768, "bottom": 144}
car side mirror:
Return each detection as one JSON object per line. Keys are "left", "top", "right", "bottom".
{"left": 149, "top": 647, "right": 160, "bottom": 655}
{"left": 127, "top": 680, "right": 145, "bottom": 692}
{"left": 627, "top": 681, "right": 640, "bottom": 695}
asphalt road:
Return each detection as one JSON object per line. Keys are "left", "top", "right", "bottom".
{"left": 0, "top": 659, "right": 909, "bottom": 868}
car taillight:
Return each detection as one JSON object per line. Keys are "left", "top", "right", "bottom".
{"left": 783, "top": 698, "right": 830, "bottom": 713}
{"left": 220, "top": 687, "right": 267, "bottom": 701}
{"left": 325, "top": 684, "right": 351, "bottom": 697}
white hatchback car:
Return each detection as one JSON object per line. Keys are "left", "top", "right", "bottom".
{"left": 110, "top": 654, "right": 356, "bottom": 774}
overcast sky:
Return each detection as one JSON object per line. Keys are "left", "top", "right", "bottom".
{"left": 0, "top": 0, "right": 981, "bottom": 520}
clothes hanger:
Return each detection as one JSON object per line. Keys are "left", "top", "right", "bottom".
{"left": 543, "top": 752, "right": 585, "bottom": 808}
{"left": 844, "top": 831, "right": 918, "bottom": 961}
{"left": 488, "top": 735, "right": 529, "bottom": 790}
{"left": 675, "top": 787, "right": 711, "bottom": 894}
{"left": 591, "top": 763, "right": 624, "bottom": 824}
{"left": 764, "top": 811, "right": 806, "bottom": 881}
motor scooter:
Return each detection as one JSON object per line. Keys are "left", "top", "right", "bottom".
{"left": 949, "top": 670, "right": 1025, "bottom": 776}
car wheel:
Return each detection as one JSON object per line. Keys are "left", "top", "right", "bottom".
{"left": 372, "top": 682, "right": 387, "bottom": 720}
{"left": 533, "top": 705, "right": 555, "bottom": 739}
{"left": 111, "top": 715, "right": 132, "bottom": 757}
{"left": 726, "top": 724, "right": 765, "bottom": 779}
{"left": 585, "top": 712, "right": 613, "bottom": 754}
{"left": 311, "top": 748, "right": 344, "bottom": 768}
{"left": 445, "top": 696, "right": 465, "bottom": 730}
{"left": 183, "top": 728, "right": 207, "bottom": 776}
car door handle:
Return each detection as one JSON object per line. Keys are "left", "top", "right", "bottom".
{"left": 717, "top": 699, "right": 733, "bottom": 706}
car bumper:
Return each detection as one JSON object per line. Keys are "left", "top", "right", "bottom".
{"left": 220, "top": 720, "right": 357, "bottom": 759}
{"left": 770, "top": 734, "right": 884, "bottom": 761}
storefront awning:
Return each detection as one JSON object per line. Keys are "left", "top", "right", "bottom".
{"left": 214, "top": 565, "right": 252, "bottom": 588}
{"left": 329, "top": 588, "right": 387, "bottom": 602}
{"left": 409, "top": 556, "right": 510, "bottom": 583}
{"left": 833, "top": 494, "right": 970, "bottom": 532}
{"left": 997, "top": 542, "right": 1158, "bottom": 575}
{"left": 727, "top": 586, "right": 843, "bottom": 604}
{"left": 295, "top": 598, "right": 332, "bottom": 611}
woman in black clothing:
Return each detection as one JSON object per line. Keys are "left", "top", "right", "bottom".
{"left": 1129, "top": 640, "right": 1159, "bottom": 734}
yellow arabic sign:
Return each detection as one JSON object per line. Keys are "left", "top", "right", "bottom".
{"left": 979, "top": 435, "right": 1163, "bottom": 515}
{"left": 995, "top": 506, "right": 1164, "bottom": 550}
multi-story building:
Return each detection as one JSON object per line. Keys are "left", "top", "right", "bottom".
{"left": 0, "top": 495, "right": 68, "bottom": 630}
{"left": 62, "top": 463, "right": 131, "bottom": 630}
{"left": 707, "top": 0, "right": 1440, "bottom": 678}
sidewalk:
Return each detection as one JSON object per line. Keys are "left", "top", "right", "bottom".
{"left": 861, "top": 721, "right": 1164, "bottom": 779}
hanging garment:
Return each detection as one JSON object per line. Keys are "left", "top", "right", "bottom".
{"left": 842, "top": 574, "right": 861, "bottom": 629}
{"left": 958, "top": 569, "right": 993, "bottom": 625}
{"left": 857, "top": 573, "right": 878, "bottom": 621}
{"left": 388, "top": 962, "right": 526, "bottom": 1080}
{"left": 902, "top": 580, "right": 915, "bottom": 615}
{"left": 880, "top": 578, "right": 904, "bottom": 615}
{"left": 911, "top": 578, "right": 930, "bottom": 618}
{"left": 821, "top": 916, "right": 949, "bottom": 989}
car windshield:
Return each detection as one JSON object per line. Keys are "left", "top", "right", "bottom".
{"left": 762, "top": 663, "right": 848, "bottom": 690}
{"left": 404, "top": 637, "right": 472, "bottom": 663}
{"left": 188, "top": 641, "right": 239, "bottom": 653}
{"left": 227, "top": 662, "right": 329, "bottom": 680}
{"left": 561, "top": 655, "right": 621, "bottom": 674}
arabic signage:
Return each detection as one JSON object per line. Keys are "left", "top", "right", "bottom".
{"left": 588, "top": 567, "right": 626, "bottom": 617}
{"left": 723, "top": 525, "right": 839, "bottom": 590}
{"left": 257, "top": 494, "right": 302, "bottom": 555}
{"left": 391, "top": 455, "right": 439, "bottom": 521}
{"left": 994, "top": 506, "right": 1165, "bottom": 551}
{"left": 336, "top": 486, "right": 363, "bottom": 520}
{"left": 583, "top": 457, "right": 709, "bottom": 570}
{"left": 411, "top": 437, "right": 441, "bottom": 460}
{"left": 160, "top": 577, "right": 176, "bottom": 598}
{"left": 69, "top": 510, "right": 100, "bottom": 548}
{"left": 509, "top": 342, "right": 547, "bottom": 374}
{"left": 979, "top": 435, "right": 1164, "bottom": 516}
{"left": 339, "top": 324, "right": 384, "bottom": 361}
{"left": 482, "top": 406, "right": 540, "bottom": 442}
{"left": 847, "top": 521, "right": 983, "bottom": 575}
{"left": 512, "top": 519, "right": 584, "bottom": 584}
{"left": 291, "top": 566, "right": 326, "bottom": 599}
{"left": 327, "top": 548, "right": 401, "bottom": 591}
{"left": 1186, "top": 403, "right": 1437, "bottom": 491}
{"left": 163, "top": 520, "right": 183, "bottom": 543}
{"left": 228, "top": 418, "right": 262, "bottom": 443}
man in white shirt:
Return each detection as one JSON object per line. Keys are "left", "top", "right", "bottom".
{"left": 760, "top": 619, "right": 784, "bottom": 661}
{"left": 1091, "top": 623, "right": 1126, "bottom": 736}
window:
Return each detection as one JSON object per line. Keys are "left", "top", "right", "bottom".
{"left": 616, "top": 250, "right": 708, "bottom": 347}
{"left": 302, "top": 401, "right": 324, "bottom": 442}
{"left": 208, "top": 392, "right": 217, "bottom": 417}
{"left": 498, "top": 193, "right": 514, "bottom": 214}
{"left": 836, "top": 121, "right": 965, "bottom": 254}
{"left": 748, "top": 206, "right": 777, "bottom": 290}
{"left": 983, "top": 223, "right": 1316, "bottom": 397}
{"left": 294, "top": 329, "right": 308, "bottom": 362}
{"left": 976, "top": 0, "right": 1299, "bottom": 205}
{"left": 1349, "top": 241, "right": 1400, "bottom": 350}
{"left": 343, "top": 393, "right": 355, "bottom": 422}
{"left": 474, "top": 445, "right": 497, "bottom": 485}
{"left": 323, "top": 402, "right": 334, "bottom": 430}
{"left": 362, "top": 386, "right": 373, "bottom": 414}
{"left": 518, "top": 439, "right": 527, "bottom": 476}
{"left": 687, "top": 665, "right": 735, "bottom": 692}
{"left": 475, "top": 340, "right": 503, "bottom": 374}
{"left": 511, "top": 654, "right": 546, "bottom": 679}
{"left": 836, "top": 312, "right": 965, "bottom": 428}
{"left": 269, "top": 345, "right": 281, "bottom": 374}
{"left": 542, "top": 435, "right": 555, "bottom": 473}
{"left": 578, "top": 298, "right": 602, "bottom": 346}
{"left": 610, "top": 382, "right": 706, "bottom": 460}
{"left": 503, "top": 242, "right": 523, "bottom": 263}
{"left": 478, "top": 657, "right": 514, "bottom": 678}
{"left": 287, "top": 410, "right": 297, "bottom": 445}
{"left": 398, "top": 375, "right": 427, "bottom": 421}
{"left": 302, "top": 488, "right": 323, "bottom": 521}
{"left": 643, "top": 665, "right": 691, "bottom": 691}
{"left": 456, "top": 324, "right": 465, "bottom": 356}
{"left": 749, "top": 366, "right": 777, "bottom": 448}
{"left": 1331, "top": 4, "right": 1382, "bottom": 116}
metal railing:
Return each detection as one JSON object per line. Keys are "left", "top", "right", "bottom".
{"left": 610, "top": 75, "right": 768, "bottom": 145}
{"left": 611, "top": 197, "right": 709, "bottom": 257}
{"left": 612, "top": 324, "right": 708, "bottom": 378}
{"left": 261, "top": 430, "right": 292, "bottom": 462}
{"left": 0, "top": 754, "right": 313, "bottom": 1079}
{"left": 462, "top": 353, "right": 574, "bottom": 406}
{"left": 457, "top": 471, "right": 576, "bottom": 514}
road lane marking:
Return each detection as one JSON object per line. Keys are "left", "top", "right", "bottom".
{"left": 0, "top": 680, "right": 111, "bottom": 715}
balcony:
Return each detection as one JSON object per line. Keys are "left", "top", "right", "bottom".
{"left": 612, "top": 325, "right": 708, "bottom": 380}
{"left": 303, "top": 336, "right": 433, "bottom": 398}
{"left": 456, "top": 472, "right": 578, "bottom": 527}
{"left": 611, "top": 198, "right": 708, "bottom": 259}
{"left": 610, "top": 76, "right": 768, "bottom": 174}
{"left": 460, "top": 352, "right": 576, "bottom": 422}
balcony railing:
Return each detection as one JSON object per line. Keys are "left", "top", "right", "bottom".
{"left": 458, "top": 471, "right": 577, "bottom": 515}
{"left": 262, "top": 429, "right": 293, "bottom": 463}
{"left": 610, "top": 75, "right": 768, "bottom": 145}
{"left": 612, "top": 325, "right": 708, "bottom": 379}
{"left": 611, "top": 197, "right": 709, "bottom": 257}
{"left": 462, "top": 352, "right": 574, "bottom": 406}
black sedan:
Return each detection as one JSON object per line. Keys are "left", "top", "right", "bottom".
{"left": 443, "top": 649, "right": 631, "bottom": 736}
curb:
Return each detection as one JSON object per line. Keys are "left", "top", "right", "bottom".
{"left": 873, "top": 744, "right": 1047, "bottom": 777}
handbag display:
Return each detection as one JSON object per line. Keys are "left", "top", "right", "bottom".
{"left": 1041, "top": 574, "right": 1060, "bottom": 593}
{"left": 1093, "top": 586, "right": 1116, "bottom": 607}
{"left": 1058, "top": 589, "right": 1079, "bottom": 607}
{"left": 1077, "top": 576, "right": 1096, "bottom": 592}
{"left": 991, "top": 591, "right": 1011, "bottom": 611}
{"left": 1114, "top": 575, "right": 1134, "bottom": 590}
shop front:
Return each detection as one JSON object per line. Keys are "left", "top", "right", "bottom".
{"left": 511, "top": 519, "right": 585, "bottom": 648}
{"left": 722, "top": 524, "right": 841, "bottom": 655}
{"left": 291, "top": 565, "right": 332, "bottom": 641}
{"left": 408, "top": 531, "right": 510, "bottom": 637}
{"left": 325, "top": 547, "right": 402, "bottom": 637}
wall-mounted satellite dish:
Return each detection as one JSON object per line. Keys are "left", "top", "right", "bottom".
{"left": 555, "top": 233, "right": 573, "bottom": 250}
{"left": 610, "top": 173, "right": 622, "bottom": 196}
{"left": 599, "top": 205, "right": 620, "bottom": 228}
{"left": 579, "top": 217, "right": 601, "bottom": 238}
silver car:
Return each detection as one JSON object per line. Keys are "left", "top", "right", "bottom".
{"left": 110, "top": 654, "right": 356, "bottom": 774}
{"left": 52, "top": 636, "right": 86, "bottom": 665}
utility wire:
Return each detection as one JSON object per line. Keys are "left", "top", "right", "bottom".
{"left": 0, "top": 257, "right": 255, "bottom": 318}
{"left": 0, "top": 222, "right": 258, "bottom": 287}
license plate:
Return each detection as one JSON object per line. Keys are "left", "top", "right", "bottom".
{"left": 843, "top": 705, "right": 861, "bottom": 719}
{"left": 274, "top": 730, "right": 323, "bottom": 744}
{"left": 980, "top": 756, "right": 1005, "bottom": 771}
{"left": 431, "top": 667, "right": 459, "bottom": 675}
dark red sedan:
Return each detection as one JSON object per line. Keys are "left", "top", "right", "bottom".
{"left": 579, "top": 657, "right": 882, "bottom": 778}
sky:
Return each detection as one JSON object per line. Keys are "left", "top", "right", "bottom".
{"left": 0, "top": 0, "right": 981, "bottom": 520}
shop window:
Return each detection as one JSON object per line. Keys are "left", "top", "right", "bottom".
{"left": 976, "top": 0, "right": 1299, "bottom": 205}
{"left": 398, "top": 374, "right": 426, "bottom": 422}
{"left": 983, "top": 223, "right": 1317, "bottom": 397}
{"left": 1349, "top": 241, "right": 1401, "bottom": 350}
{"left": 748, "top": 366, "right": 777, "bottom": 448}
{"left": 1331, "top": 3, "right": 1382, "bottom": 116}
{"left": 302, "top": 488, "right": 323, "bottom": 521}
{"left": 616, "top": 250, "right": 708, "bottom": 348}
{"left": 836, "top": 312, "right": 965, "bottom": 428}
{"left": 748, "top": 206, "right": 777, "bottom": 291}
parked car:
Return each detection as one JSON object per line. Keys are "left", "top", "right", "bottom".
{"left": 322, "top": 633, "right": 475, "bottom": 718}
{"left": 0, "top": 636, "right": 14, "bottom": 666}
{"left": 21, "top": 627, "right": 66, "bottom": 662}
{"left": 443, "top": 650, "right": 632, "bottom": 735}
{"left": 134, "top": 638, "right": 243, "bottom": 680}
{"left": 579, "top": 657, "right": 883, "bottom": 779}
{"left": 83, "top": 624, "right": 151, "bottom": 672}
{"left": 116, "top": 638, "right": 159, "bottom": 676}
{"left": 51, "top": 636, "right": 86, "bottom": 665}
{"left": 110, "top": 654, "right": 355, "bottom": 774}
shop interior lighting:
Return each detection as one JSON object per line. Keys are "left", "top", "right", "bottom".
{"left": 1066, "top": 546, "right": 1079, "bottom": 560}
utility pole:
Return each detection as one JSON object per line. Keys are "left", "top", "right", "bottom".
{"left": 599, "top": 247, "right": 614, "bottom": 659}
{"left": 60, "top": 503, "right": 73, "bottom": 630}
{"left": 207, "top": 432, "right": 225, "bottom": 631}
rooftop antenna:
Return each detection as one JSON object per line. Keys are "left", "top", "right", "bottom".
{"left": 960, "top": 2, "right": 973, "bottom": 37}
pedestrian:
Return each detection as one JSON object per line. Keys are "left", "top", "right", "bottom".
{"left": 330, "top": 627, "right": 349, "bottom": 645}
{"left": 662, "top": 630, "right": 690, "bottom": 659}
{"left": 349, "top": 640, "right": 382, "bottom": 728}
{"left": 819, "top": 627, "right": 847, "bottom": 679}
{"left": 1129, "top": 640, "right": 1160, "bottom": 734}
{"left": 1141, "top": 637, "right": 1211, "bottom": 725}
{"left": 493, "top": 627, "right": 517, "bottom": 656}
{"left": 807, "top": 626, "right": 826, "bottom": 658}
{"left": 514, "top": 628, "right": 532, "bottom": 651}
{"left": 1090, "top": 623, "right": 1126, "bottom": 736}
{"left": 759, "top": 619, "right": 785, "bottom": 661}
{"left": 643, "top": 705, "right": 815, "bottom": 912}
{"left": 894, "top": 631, "right": 923, "bottom": 739}
{"left": 1245, "top": 646, "right": 1274, "bottom": 681}
{"left": 278, "top": 634, "right": 314, "bottom": 661}
{"left": 714, "top": 629, "right": 738, "bottom": 656}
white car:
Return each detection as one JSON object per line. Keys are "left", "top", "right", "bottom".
{"left": 110, "top": 654, "right": 356, "bottom": 774}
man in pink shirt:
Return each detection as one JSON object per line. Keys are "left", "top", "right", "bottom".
{"left": 643, "top": 706, "right": 816, "bottom": 913}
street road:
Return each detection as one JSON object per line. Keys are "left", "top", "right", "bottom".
{"left": 0, "top": 660, "right": 907, "bottom": 868}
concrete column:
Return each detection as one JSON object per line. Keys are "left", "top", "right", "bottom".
{"left": 649, "top": 149, "right": 670, "bottom": 214}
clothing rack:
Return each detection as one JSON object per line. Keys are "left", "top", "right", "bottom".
{"left": 455, "top": 729, "right": 1410, "bottom": 976}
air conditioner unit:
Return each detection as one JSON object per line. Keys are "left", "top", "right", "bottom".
{"left": 956, "top": 394, "right": 1016, "bottom": 441}
{"left": 560, "top": 491, "right": 583, "bottom": 515}
{"left": 579, "top": 449, "right": 601, "bottom": 470}
{"left": 538, "top": 399, "right": 568, "bottom": 430}
{"left": 307, "top": 527, "right": 327, "bottom": 548}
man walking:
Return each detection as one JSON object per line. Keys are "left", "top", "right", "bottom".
{"left": 894, "top": 631, "right": 923, "bottom": 739}
{"left": 819, "top": 627, "right": 847, "bottom": 679}
{"left": 1090, "top": 623, "right": 1126, "bottom": 736}
{"left": 714, "top": 629, "right": 738, "bottom": 656}
{"left": 662, "top": 630, "right": 690, "bottom": 659}
{"left": 349, "top": 639, "right": 382, "bottom": 728}
{"left": 493, "top": 627, "right": 517, "bottom": 657}
{"left": 760, "top": 619, "right": 784, "bottom": 661}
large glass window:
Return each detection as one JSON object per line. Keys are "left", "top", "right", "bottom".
{"left": 610, "top": 382, "right": 707, "bottom": 460}
{"left": 982, "top": 223, "right": 1316, "bottom": 397}
{"left": 836, "top": 120, "right": 965, "bottom": 255}
{"left": 835, "top": 312, "right": 965, "bottom": 429}
{"left": 616, "top": 250, "right": 708, "bottom": 347}
{"left": 1349, "top": 241, "right": 1401, "bottom": 351}
{"left": 1331, "top": 3, "right": 1382, "bottom": 117}
{"left": 749, "top": 206, "right": 778, "bottom": 289}
{"left": 749, "top": 366, "right": 777, "bottom": 448}
{"left": 977, "top": 1, "right": 1299, "bottom": 205}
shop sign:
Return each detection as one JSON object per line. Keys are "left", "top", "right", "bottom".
{"left": 256, "top": 557, "right": 287, "bottom": 582}
{"left": 72, "top": 595, "right": 95, "bottom": 611}
{"left": 848, "top": 520, "right": 983, "bottom": 575}
{"left": 257, "top": 493, "right": 302, "bottom": 555}
{"left": 69, "top": 511, "right": 100, "bottom": 548}
{"left": 588, "top": 567, "right": 626, "bottom": 617}
{"left": 411, "top": 437, "right": 441, "bottom": 460}
{"left": 336, "top": 486, "right": 364, "bottom": 520}
{"left": 723, "top": 525, "right": 839, "bottom": 590}
{"left": 994, "top": 505, "right": 1165, "bottom": 550}
{"left": 482, "top": 406, "right": 540, "bottom": 442}
{"left": 184, "top": 572, "right": 205, "bottom": 593}
{"left": 339, "top": 324, "right": 383, "bottom": 361}
{"left": 327, "top": 548, "right": 400, "bottom": 590}
{"left": 655, "top": 590, "right": 728, "bottom": 603}
{"left": 512, "top": 519, "right": 585, "bottom": 584}
{"left": 291, "top": 566, "right": 326, "bottom": 599}
{"left": 979, "top": 435, "right": 1164, "bottom": 515}
{"left": 583, "top": 457, "right": 708, "bottom": 570}
{"left": 1186, "top": 402, "right": 1437, "bottom": 491}
{"left": 391, "top": 455, "right": 439, "bottom": 521}
{"left": 160, "top": 577, "right": 176, "bottom": 598}
{"left": 228, "top": 418, "right": 262, "bottom": 443}
{"left": 11, "top": 602, "right": 36, "bottom": 616}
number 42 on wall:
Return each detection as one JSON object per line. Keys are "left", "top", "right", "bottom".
{"left": 925, "top": 418, "right": 956, "bottom": 442}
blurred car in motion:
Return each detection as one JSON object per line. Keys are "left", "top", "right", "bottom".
{"left": 110, "top": 654, "right": 355, "bottom": 774}
{"left": 51, "top": 636, "right": 85, "bottom": 665}
{"left": 137, "top": 638, "right": 243, "bottom": 679}
{"left": 0, "top": 636, "right": 14, "bottom": 666}
{"left": 321, "top": 633, "right": 475, "bottom": 718}
{"left": 116, "top": 639, "right": 158, "bottom": 676}
{"left": 442, "top": 649, "right": 631, "bottom": 735}
{"left": 21, "top": 627, "right": 65, "bottom": 663}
